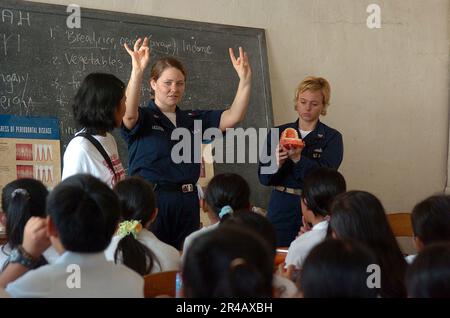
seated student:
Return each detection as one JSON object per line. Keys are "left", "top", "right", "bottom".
{"left": 299, "top": 238, "right": 378, "bottom": 298}
{"left": 4, "top": 174, "right": 143, "bottom": 298}
{"left": 183, "top": 226, "right": 273, "bottom": 298}
{"left": 222, "top": 210, "right": 298, "bottom": 298}
{"left": 406, "top": 195, "right": 450, "bottom": 264}
{"left": 329, "top": 191, "right": 407, "bottom": 298}
{"left": 181, "top": 173, "right": 250, "bottom": 260}
{"left": 0, "top": 178, "right": 58, "bottom": 271}
{"left": 284, "top": 168, "right": 346, "bottom": 270}
{"left": 405, "top": 242, "right": 450, "bottom": 298}
{"left": 104, "top": 177, "right": 180, "bottom": 274}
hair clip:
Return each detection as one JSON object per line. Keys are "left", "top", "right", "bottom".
{"left": 117, "top": 220, "right": 142, "bottom": 238}
{"left": 219, "top": 205, "right": 233, "bottom": 219}
{"left": 11, "top": 188, "right": 30, "bottom": 199}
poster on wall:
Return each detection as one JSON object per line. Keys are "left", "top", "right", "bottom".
{"left": 0, "top": 114, "right": 61, "bottom": 195}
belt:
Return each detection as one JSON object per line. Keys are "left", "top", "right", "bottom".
{"left": 155, "top": 183, "right": 196, "bottom": 193}
{"left": 274, "top": 186, "right": 302, "bottom": 196}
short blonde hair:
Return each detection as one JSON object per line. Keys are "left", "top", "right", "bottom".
{"left": 294, "top": 76, "right": 331, "bottom": 115}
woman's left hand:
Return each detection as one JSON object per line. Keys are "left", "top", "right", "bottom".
{"left": 229, "top": 47, "right": 252, "bottom": 83}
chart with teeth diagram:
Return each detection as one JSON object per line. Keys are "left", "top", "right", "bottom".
{"left": 0, "top": 115, "right": 61, "bottom": 191}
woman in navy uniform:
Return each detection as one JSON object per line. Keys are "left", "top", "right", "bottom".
{"left": 258, "top": 76, "right": 343, "bottom": 247}
{"left": 121, "top": 38, "right": 252, "bottom": 249}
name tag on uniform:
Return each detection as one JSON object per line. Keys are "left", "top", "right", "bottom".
{"left": 152, "top": 125, "right": 164, "bottom": 131}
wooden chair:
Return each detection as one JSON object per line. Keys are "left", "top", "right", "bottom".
{"left": 386, "top": 212, "right": 413, "bottom": 237}
{"left": 144, "top": 270, "right": 178, "bottom": 298}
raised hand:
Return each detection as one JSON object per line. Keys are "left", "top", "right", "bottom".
{"left": 229, "top": 47, "right": 252, "bottom": 83}
{"left": 124, "top": 37, "right": 151, "bottom": 73}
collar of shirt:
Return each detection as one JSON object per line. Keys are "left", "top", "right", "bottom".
{"left": 311, "top": 219, "right": 329, "bottom": 231}
{"left": 55, "top": 251, "right": 108, "bottom": 265}
{"left": 287, "top": 119, "right": 326, "bottom": 143}
{"left": 147, "top": 99, "right": 195, "bottom": 130}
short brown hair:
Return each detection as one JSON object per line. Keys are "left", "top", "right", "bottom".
{"left": 150, "top": 57, "right": 187, "bottom": 82}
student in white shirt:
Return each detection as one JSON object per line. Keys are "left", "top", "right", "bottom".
{"left": 105, "top": 177, "right": 180, "bottom": 274}
{"left": 4, "top": 174, "right": 143, "bottom": 298}
{"left": 62, "top": 73, "right": 126, "bottom": 188}
{"left": 0, "top": 178, "right": 58, "bottom": 272}
{"left": 406, "top": 194, "right": 450, "bottom": 264}
{"left": 284, "top": 168, "right": 346, "bottom": 270}
{"left": 182, "top": 173, "right": 251, "bottom": 260}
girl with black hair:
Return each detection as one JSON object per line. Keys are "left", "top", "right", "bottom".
{"left": 406, "top": 242, "right": 450, "bottom": 298}
{"left": 284, "top": 167, "right": 346, "bottom": 270}
{"left": 183, "top": 226, "right": 273, "bottom": 298}
{"left": 62, "top": 73, "right": 126, "bottom": 187}
{"left": 181, "top": 173, "right": 250, "bottom": 260}
{"left": 104, "top": 177, "right": 180, "bottom": 275}
{"left": 299, "top": 238, "right": 378, "bottom": 298}
{"left": 329, "top": 190, "right": 407, "bottom": 298}
{"left": 0, "top": 178, "right": 58, "bottom": 271}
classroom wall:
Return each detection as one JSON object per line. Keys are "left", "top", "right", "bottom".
{"left": 27, "top": 0, "right": 450, "bottom": 214}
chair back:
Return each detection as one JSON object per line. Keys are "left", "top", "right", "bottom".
{"left": 386, "top": 212, "right": 413, "bottom": 237}
{"left": 144, "top": 270, "right": 178, "bottom": 298}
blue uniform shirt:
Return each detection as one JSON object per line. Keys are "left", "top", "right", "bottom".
{"left": 121, "top": 100, "right": 224, "bottom": 184}
{"left": 258, "top": 119, "right": 343, "bottom": 189}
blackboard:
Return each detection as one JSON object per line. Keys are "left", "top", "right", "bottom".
{"left": 0, "top": 0, "right": 274, "bottom": 208}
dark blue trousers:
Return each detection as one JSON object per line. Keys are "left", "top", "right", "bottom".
{"left": 267, "top": 189, "right": 302, "bottom": 247}
{"left": 151, "top": 189, "right": 200, "bottom": 250}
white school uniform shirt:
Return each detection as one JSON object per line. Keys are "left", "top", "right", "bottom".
{"left": 105, "top": 228, "right": 181, "bottom": 273}
{"left": 62, "top": 131, "right": 125, "bottom": 188}
{"left": 285, "top": 220, "right": 329, "bottom": 269}
{"left": 181, "top": 222, "right": 220, "bottom": 262}
{"left": 6, "top": 251, "right": 143, "bottom": 298}
{"left": 0, "top": 243, "right": 60, "bottom": 271}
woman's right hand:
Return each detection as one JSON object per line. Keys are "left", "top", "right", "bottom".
{"left": 22, "top": 217, "right": 50, "bottom": 259}
{"left": 297, "top": 215, "right": 312, "bottom": 237}
{"left": 124, "top": 37, "right": 151, "bottom": 73}
{"left": 276, "top": 144, "right": 289, "bottom": 168}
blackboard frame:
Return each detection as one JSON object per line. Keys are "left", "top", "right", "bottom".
{"left": 0, "top": 0, "right": 274, "bottom": 208}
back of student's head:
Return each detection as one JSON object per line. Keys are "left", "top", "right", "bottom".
{"left": 411, "top": 195, "right": 450, "bottom": 246}
{"left": 329, "top": 190, "right": 407, "bottom": 298}
{"left": 1, "top": 178, "right": 48, "bottom": 249}
{"left": 113, "top": 177, "right": 159, "bottom": 275}
{"left": 72, "top": 72, "right": 125, "bottom": 134}
{"left": 406, "top": 242, "right": 450, "bottom": 298}
{"left": 300, "top": 238, "right": 378, "bottom": 298}
{"left": 221, "top": 210, "right": 277, "bottom": 256}
{"left": 46, "top": 174, "right": 119, "bottom": 252}
{"left": 204, "top": 173, "right": 250, "bottom": 220}
{"left": 183, "top": 226, "right": 274, "bottom": 298}
{"left": 302, "top": 167, "right": 346, "bottom": 217}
